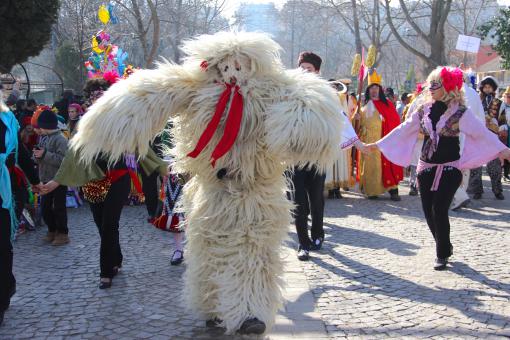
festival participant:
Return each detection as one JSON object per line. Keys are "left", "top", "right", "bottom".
{"left": 357, "top": 70, "right": 403, "bottom": 200}
{"left": 41, "top": 77, "right": 169, "bottom": 289}
{"left": 152, "top": 160, "right": 186, "bottom": 266}
{"left": 292, "top": 54, "right": 368, "bottom": 262}
{"left": 468, "top": 76, "right": 506, "bottom": 200}
{"left": 291, "top": 52, "right": 327, "bottom": 260}
{"left": 0, "top": 92, "right": 42, "bottom": 326}
{"left": 53, "top": 31, "right": 363, "bottom": 335}
{"left": 369, "top": 66, "right": 510, "bottom": 270}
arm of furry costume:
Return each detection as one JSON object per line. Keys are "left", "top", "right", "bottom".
{"left": 70, "top": 64, "right": 198, "bottom": 166}
{"left": 264, "top": 72, "right": 343, "bottom": 172}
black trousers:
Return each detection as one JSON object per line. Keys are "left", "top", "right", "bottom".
{"left": 89, "top": 175, "right": 130, "bottom": 279}
{"left": 41, "top": 185, "right": 68, "bottom": 234}
{"left": 0, "top": 201, "right": 15, "bottom": 312}
{"left": 292, "top": 166, "right": 326, "bottom": 250}
{"left": 504, "top": 160, "right": 509, "bottom": 178}
{"left": 141, "top": 170, "right": 160, "bottom": 218}
{"left": 418, "top": 167, "right": 462, "bottom": 260}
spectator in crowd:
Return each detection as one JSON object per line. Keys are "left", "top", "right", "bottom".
{"left": 396, "top": 92, "right": 411, "bottom": 118}
{"left": 385, "top": 87, "right": 397, "bottom": 106}
{"left": 53, "top": 90, "right": 75, "bottom": 123}
{"left": 67, "top": 103, "right": 83, "bottom": 137}
{"left": 33, "top": 110, "right": 70, "bottom": 246}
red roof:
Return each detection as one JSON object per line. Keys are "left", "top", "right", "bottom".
{"left": 476, "top": 45, "right": 499, "bottom": 68}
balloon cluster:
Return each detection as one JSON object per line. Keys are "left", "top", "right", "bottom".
{"left": 84, "top": 4, "right": 131, "bottom": 83}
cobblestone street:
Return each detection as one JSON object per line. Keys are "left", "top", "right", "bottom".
{"left": 1, "top": 179, "right": 509, "bottom": 339}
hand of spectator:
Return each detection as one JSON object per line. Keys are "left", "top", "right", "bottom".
{"left": 33, "top": 148, "right": 45, "bottom": 159}
{"left": 40, "top": 181, "right": 60, "bottom": 195}
{"left": 31, "top": 183, "right": 43, "bottom": 194}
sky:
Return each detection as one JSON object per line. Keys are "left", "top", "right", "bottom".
{"left": 223, "top": 0, "right": 286, "bottom": 18}
{"left": 223, "top": 0, "right": 510, "bottom": 18}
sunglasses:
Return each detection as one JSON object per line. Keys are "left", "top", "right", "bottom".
{"left": 429, "top": 81, "right": 443, "bottom": 91}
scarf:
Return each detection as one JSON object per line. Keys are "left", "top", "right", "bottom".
{"left": 0, "top": 110, "right": 20, "bottom": 242}
{"left": 187, "top": 83, "right": 244, "bottom": 167}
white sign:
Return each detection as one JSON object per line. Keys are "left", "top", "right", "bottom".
{"left": 456, "top": 35, "right": 481, "bottom": 53}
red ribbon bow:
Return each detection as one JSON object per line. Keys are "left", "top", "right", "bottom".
{"left": 187, "top": 83, "right": 244, "bottom": 167}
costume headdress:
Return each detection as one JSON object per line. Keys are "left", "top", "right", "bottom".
{"left": 365, "top": 46, "right": 381, "bottom": 86}
{"left": 368, "top": 69, "right": 383, "bottom": 86}
{"left": 439, "top": 67, "right": 463, "bottom": 93}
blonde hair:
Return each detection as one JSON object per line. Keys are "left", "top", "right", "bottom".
{"left": 426, "top": 66, "right": 465, "bottom": 106}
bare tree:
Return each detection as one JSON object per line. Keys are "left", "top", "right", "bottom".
{"left": 53, "top": 0, "right": 104, "bottom": 90}
{"left": 383, "top": 0, "right": 452, "bottom": 74}
{"left": 112, "top": 0, "right": 160, "bottom": 68}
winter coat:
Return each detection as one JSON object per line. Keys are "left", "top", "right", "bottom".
{"left": 35, "top": 130, "right": 68, "bottom": 182}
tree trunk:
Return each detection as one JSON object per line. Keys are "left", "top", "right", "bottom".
{"left": 145, "top": 0, "right": 160, "bottom": 68}
{"left": 351, "top": 0, "right": 363, "bottom": 54}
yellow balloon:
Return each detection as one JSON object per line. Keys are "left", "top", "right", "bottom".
{"left": 98, "top": 5, "right": 110, "bottom": 24}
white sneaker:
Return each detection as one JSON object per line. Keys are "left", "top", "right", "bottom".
{"left": 451, "top": 198, "right": 470, "bottom": 211}
{"left": 297, "top": 247, "right": 310, "bottom": 261}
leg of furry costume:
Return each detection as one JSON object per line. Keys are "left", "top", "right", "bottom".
{"left": 182, "top": 177, "right": 292, "bottom": 334}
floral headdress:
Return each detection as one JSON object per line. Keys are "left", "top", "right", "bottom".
{"left": 439, "top": 67, "right": 463, "bottom": 93}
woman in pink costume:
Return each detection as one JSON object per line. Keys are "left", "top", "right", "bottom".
{"left": 369, "top": 66, "right": 510, "bottom": 270}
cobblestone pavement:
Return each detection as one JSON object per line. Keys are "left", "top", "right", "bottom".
{"left": 1, "top": 178, "right": 509, "bottom": 339}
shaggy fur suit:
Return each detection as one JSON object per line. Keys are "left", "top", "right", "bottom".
{"left": 70, "top": 31, "right": 344, "bottom": 333}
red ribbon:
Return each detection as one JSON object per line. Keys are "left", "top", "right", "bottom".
{"left": 187, "top": 83, "right": 244, "bottom": 167}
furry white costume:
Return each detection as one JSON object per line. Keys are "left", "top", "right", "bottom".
{"left": 70, "top": 31, "right": 343, "bottom": 334}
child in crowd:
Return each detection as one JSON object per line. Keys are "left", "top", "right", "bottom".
{"left": 33, "top": 110, "right": 70, "bottom": 245}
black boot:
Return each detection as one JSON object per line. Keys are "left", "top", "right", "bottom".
{"left": 238, "top": 318, "right": 266, "bottom": 335}
{"left": 206, "top": 318, "right": 223, "bottom": 328}
{"left": 434, "top": 258, "right": 448, "bottom": 271}
{"left": 389, "top": 189, "right": 401, "bottom": 201}
{"left": 409, "top": 185, "right": 418, "bottom": 196}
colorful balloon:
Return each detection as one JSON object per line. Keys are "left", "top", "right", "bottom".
{"left": 98, "top": 5, "right": 110, "bottom": 25}
{"left": 107, "top": 3, "right": 119, "bottom": 24}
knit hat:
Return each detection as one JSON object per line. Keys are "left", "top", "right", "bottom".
{"left": 37, "top": 110, "right": 58, "bottom": 130}
{"left": 297, "top": 52, "right": 322, "bottom": 71}
{"left": 479, "top": 76, "right": 498, "bottom": 92}
{"left": 31, "top": 105, "right": 52, "bottom": 128}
